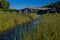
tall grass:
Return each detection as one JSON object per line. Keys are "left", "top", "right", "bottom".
{"left": 0, "top": 11, "right": 39, "bottom": 33}
{"left": 34, "top": 14, "right": 60, "bottom": 40}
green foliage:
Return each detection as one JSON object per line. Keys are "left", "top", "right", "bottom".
{"left": 0, "top": 0, "right": 10, "bottom": 10}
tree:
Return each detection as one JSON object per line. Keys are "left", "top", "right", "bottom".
{"left": 0, "top": 0, "right": 10, "bottom": 10}
{"left": 43, "top": 1, "right": 60, "bottom": 8}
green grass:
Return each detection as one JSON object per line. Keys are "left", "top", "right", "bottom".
{"left": 0, "top": 11, "right": 39, "bottom": 33}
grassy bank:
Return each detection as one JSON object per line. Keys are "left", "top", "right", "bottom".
{"left": 0, "top": 11, "right": 39, "bottom": 33}
{"left": 35, "top": 14, "right": 60, "bottom": 40}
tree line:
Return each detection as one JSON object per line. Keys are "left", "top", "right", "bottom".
{"left": 43, "top": 1, "right": 60, "bottom": 8}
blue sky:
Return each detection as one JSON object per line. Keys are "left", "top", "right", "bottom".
{"left": 7, "top": 0, "right": 59, "bottom": 9}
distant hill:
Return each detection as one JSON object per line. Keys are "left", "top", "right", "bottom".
{"left": 43, "top": 1, "right": 60, "bottom": 8}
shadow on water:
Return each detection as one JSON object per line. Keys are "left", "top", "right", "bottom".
{"left": 0, "top": 14, "right": 43, "bottom": 40}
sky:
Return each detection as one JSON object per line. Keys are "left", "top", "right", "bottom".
{"left": 7, "top": 0, "right": 59, "bottom": 9}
